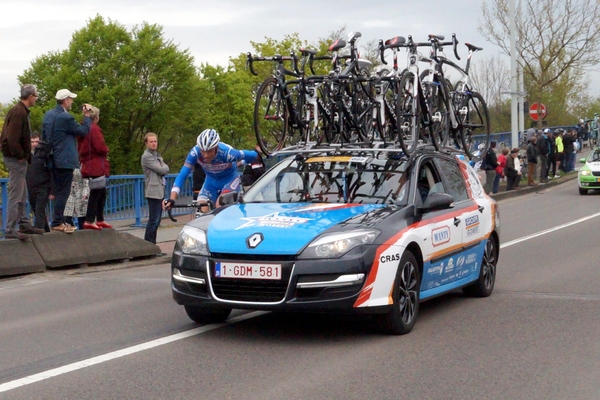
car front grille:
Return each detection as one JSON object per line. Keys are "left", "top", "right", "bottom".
{"left": 592, "top": 171, "right": 600, "bottom": 177}
{"left": 209, "top": 259, "right": 293, "bottom": 303}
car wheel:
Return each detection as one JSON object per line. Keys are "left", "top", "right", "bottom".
{"left": 579, "top": 187, "right": 588, "bottom": 195}
{"left": 375, "top": 251, "right": 420, "bottom": 335}
{"left": 462, "top": 236, "right": 497, "bottom": 297}
{"left": 184, "top": 305, "right": 232, "bottom": 324}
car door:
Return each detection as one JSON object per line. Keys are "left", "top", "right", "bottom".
{"left": 414, "top": 157, "right": 467, "bottom": 299}
{"left": 433, "top": 156, "right": 486, "bottom": 286}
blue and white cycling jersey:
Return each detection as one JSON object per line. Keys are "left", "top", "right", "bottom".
{"left": 171, "top": 142, "right": 258, "bottom": 199}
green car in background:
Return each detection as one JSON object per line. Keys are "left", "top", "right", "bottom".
{"left": 578, "top": 149, "right": 600, "bottom": 194}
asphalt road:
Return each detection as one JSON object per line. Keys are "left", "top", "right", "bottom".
{"left": 1, "top": 181, "right": 599, "bottom": 400}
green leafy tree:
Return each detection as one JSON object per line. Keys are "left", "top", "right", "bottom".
{"left": 19, "top": 15, "right": 203, "bottom": 173}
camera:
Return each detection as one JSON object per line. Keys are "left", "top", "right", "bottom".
{"left": 82, "top": 105, "right": 91, "bottom": 112}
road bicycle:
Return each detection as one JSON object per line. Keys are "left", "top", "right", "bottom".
{"left": 394, "top": 34, "right": 444, "bottom": 155}
{"left": 423, "top": 35, "right": 491, "bottom": 160}
{"left": 167, "top": 199, "right": 215, "bottom": 222}
{"left": 321, "top": 31, "right": 380, "bottom": 144}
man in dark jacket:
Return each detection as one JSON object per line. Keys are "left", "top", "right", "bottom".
{"left": 526, "top": 135, "right": 538, "bottom": 186}
{"left": 537, "top": 129, "right": 551, "bottom": 183}
{"left": 42, "top": 89, "right": 92, "bottom": 233}
{"left": 0, "top": 84, "right": 45, "bottom": 240}
{"left": 26, "top": 131, "right": 54, "bottom": 232}
{"left": 504, "top": 148, "right": 521, "bottom": 191}
{"left": 562, "top": 129, "right": 576, "bottom": 172}
{"left": 482, "top": 141, "right": 498, "bottom": 194}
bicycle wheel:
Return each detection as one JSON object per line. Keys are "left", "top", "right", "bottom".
{"left": 382, "top": 80, "right": 399, "bottom": 143}
{"left": 459, "top": 91, "right": 490, "bottom": 160}
{"left": 422, "top": 77, "right": 450, "bottom": 150}
{"left": 396, "top": 71, "right": 432, "bottom": 154}
{"left": 254, "top": 77, "right": 287, "bottom": 156}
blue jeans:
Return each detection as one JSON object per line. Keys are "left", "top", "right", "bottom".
{"left": 51, "top": 168, "right": 74, "bottom": 227}
{"left": 144, "top": 198, "right": 163, "bottom": 244}
{"left": 493, "top": 172, "right": 502, "bottom": 194}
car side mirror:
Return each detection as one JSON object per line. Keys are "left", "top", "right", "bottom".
{"left": 580, "top": 158, "right": 587, "bottom": 163}
{"left": 419, "top": 192, "right": 454, "bottom": 213}
{"left": 218, "top": 191, "right": 239, "bottom": 206}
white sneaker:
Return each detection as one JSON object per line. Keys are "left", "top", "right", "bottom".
{"left": 554, "top": 175, "right": 560, "bottom": 178}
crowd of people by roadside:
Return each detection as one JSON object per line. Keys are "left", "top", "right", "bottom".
{"left": 0, "top": 85, "right": 111, "bottom": 240}
{"left": 481, "top": 126, "right": 585, "bottom": 195}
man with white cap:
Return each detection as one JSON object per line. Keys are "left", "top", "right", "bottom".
{"left": 42, "top": 88, "right": 92, "bottom": 233}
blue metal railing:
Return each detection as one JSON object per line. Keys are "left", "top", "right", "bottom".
{"left": 1, "top": 174, "right": 193, "bottom": 235}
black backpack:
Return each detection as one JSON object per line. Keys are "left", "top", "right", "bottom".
{"left": 32, "top": 139, "right": 53, "bottom": 168}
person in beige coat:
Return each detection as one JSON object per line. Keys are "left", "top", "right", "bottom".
{"left": 141, "top": 133, "right": 169, "bottom": 246}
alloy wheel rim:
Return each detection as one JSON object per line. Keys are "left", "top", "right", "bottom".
{"left": 398, "top": 261, "right": 418, "bottom": 323}
{"left": 482, "top": 239, "right": 496, "bottom": 289}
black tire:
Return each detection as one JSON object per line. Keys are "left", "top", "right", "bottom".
{"left": 375, "top": 251, "right": 420, "bottom": 335}
{"left": 462, "top": 236, "right": 497, "bottom": 297}
{"left": 254, "top": 77, "right": 287, "bottom": 156}
{"left": 579, "top": 187, "right": 588, "bottom": 195}
{"left": 424, "top": 77, "right": 450, "bottom": 150}
{"left": 396, "top": 71, "right": 419, "bottom": 155}
{"left": 459, "top": 91, "right": 491, "bottom": 161}
{"left": 184, "top": 305, "right": 232, "bottom": 324}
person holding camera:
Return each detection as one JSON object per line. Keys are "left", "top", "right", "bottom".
{"left": 41, "top": 89, "right": 92, "bottom": 233}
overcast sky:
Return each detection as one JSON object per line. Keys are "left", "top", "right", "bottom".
{"left": 0, "top": 0, "right": 536, "bottom": 104}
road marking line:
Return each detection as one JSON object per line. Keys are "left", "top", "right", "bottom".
{"left": 0, "top": 311, "right": 267, "bottom": 393}
{"left": 500, "top": 211, "right": 600, "bottom": 249}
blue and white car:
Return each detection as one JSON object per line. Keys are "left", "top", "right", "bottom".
{"left": 171, "top": 146, "right": 500, "bottom": 334}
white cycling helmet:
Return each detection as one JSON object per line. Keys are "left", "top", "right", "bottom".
{"left": 197, "top": 129, "right": 220, "bottom": 151}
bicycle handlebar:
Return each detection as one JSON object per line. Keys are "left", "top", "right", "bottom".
{"left": 246, "top": 52, "right": 300, "bottom": 77}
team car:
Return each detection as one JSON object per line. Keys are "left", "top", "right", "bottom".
{"left": 578, "top": 148, "right": 600, "bottom": 195}
{"left": 171, "top": 145, "right": 500, "bottom": 335}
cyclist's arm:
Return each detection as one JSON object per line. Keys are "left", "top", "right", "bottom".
{"left": 167, "top": 148, "right": 198, "bottom": 204}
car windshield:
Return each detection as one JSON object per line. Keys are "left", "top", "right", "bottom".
{"left": 244, "top": 154, "right": 409, "bottom": 205}
{"left": 588, "top": 150, "right": 600, "bottom": 162}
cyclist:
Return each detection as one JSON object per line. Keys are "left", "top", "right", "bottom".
{"left": 163, "top": 128, "right": 259, "bottom": 212}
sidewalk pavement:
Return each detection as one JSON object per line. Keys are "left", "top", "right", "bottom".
{"left": 110, "top": 213, "right": 194, "bottom": 258}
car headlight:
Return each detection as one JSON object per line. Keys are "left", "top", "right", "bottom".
{"left": 580, "top": 170, "right": 591, "bottom": 176}
{"left": 177, "top": 226, "right": 209, "bottom": 255}
{"left": 299, "top": 230, "right": 380, "bottom": 259}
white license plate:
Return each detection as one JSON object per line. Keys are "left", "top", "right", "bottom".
{"left": 215, "top": 262, "right": 282, "bottom": 280}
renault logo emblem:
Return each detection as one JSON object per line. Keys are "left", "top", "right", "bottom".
{"left": 247, "top": 233, "right": 263, "bottom": 248}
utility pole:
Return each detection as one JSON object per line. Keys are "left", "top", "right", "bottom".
{"left": 509, "top": 0, "right": 519, "bottom": 148}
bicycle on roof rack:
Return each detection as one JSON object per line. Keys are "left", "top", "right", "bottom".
{"left": 420, "top": 34, "right": 490, "bottom": 160}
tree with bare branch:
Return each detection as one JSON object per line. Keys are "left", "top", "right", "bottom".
{"left": 480, "top": 0, "right": 600, "bottom": 127}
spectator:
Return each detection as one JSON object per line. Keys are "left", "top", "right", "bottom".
{"left": 493, "top": 147, "right": 509, "bottom": 194}
{"left": 504, "top": 148, "right": 521, "bottom": 191}
{"left": 26, "top": 131, "right": 54, "bottom": 232}
{"left": 537, "top": 129, "right": 551, "bottom": 183}
{"left": 64, "top": 168, "right": 89, "bottom": 230}
{"left": 576, "top": 120, "right": 587, "bottom": 152}
{"left": 552, "top": 130, "right": 563, "bottom": 178}
{"left": 241, "top": 145, "right": 266, "bottom": 191}
{"left": 42, "top": 89, "right": 92, "bottom": 233}
{"left": 141, "top": 132, "right": 170, "bottom": 247}
{"left": 562, "top": 129, "right": 576, "bottom": 172}
{"left": 0, "top": 84, "right": 45, "bottom": 240}
{"left": 481, "top": 141, "right": 498, "bottom": 194}
{"left": 78, "top": 105, "right": 112, "bottom": 230}
{"left": 526, "top": 135, "right": 538, "bottom": 186}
